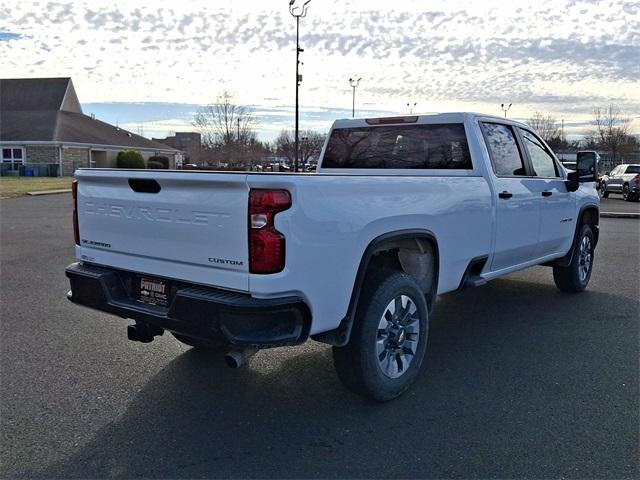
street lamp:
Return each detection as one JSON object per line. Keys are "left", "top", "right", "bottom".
{"left": 407, "top": 102, "right": 417, "bottom": 114}
{"left": 289, "top": 0, "right": 311, "bottom": 173}
{"left": 349, "top": 77, "right": 361, "bottom": 118}
{"left": 501, "top": 103, "right": 512, "bottom": 118}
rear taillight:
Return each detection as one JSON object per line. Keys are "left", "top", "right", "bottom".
{"left": 248, "top": 189, "right": 291, "bottom": 274}
{"left": 634, "top": 174, "right": 640, "bottom": 185}
{"left": 72, "top": 179, "right": 79, "bottom": 245}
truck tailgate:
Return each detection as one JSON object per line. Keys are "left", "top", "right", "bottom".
{"left": 75, "top": 170, "right": 249, "bottom": 292}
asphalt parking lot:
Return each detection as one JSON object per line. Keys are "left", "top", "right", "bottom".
{"left": 1, "top": 194, "right": 638, "bottom": 479}
{"left": 600, "top": 196, "right": 640, "bottom": 215}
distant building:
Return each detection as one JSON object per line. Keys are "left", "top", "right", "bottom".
{"left": 153, "top": 132, "right": 201, "bottom": 164}
{"left": 0, "top": 77, "right": 180, "bottom": 176}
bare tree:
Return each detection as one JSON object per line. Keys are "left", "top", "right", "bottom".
{"left": 275, "top": 129, "right": 326, "bottom": 167}
{"left": 192, "top": 91, "right": 258, "bottom": 167}
{"left": 527, "top": 112, "right": 562, "bottom": 149}
{"left": 591, "top": 104, "right": 632, "bottom": 164}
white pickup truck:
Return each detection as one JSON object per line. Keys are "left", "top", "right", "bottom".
{"left": 66, "top": 113, "right": 600, "bottom": 401}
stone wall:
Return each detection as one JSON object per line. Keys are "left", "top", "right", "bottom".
{"left": 62, "top": 148, "right": 90, "bottom": 176}
{"left": 26, "top": 146, "right": 59, "bottom": 165}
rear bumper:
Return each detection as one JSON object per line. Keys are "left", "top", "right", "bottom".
{"left": 65, "top": 262, "right": 311, "bottom": 347}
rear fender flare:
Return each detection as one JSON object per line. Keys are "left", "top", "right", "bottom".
{"left": 312, "top": 229, "right": 439, "bottom": 346}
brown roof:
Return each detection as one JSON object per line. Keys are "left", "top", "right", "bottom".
{"left": 0, "top": 77, "right": 178, "bottom": 151}
{"left": 0, "top": 77, "right": 81, "bottom": 113}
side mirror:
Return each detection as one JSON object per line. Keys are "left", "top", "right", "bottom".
{"left": 566, "top": 151, "right": 599, "bottom": 191}
{"left": 569, "top": 152, "right": 599, "bottom": 182}
{"left": 605, "top": 171, "right": 610, "bottom": 176}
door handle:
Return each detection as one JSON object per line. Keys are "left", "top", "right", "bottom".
{"left": 498, "top": 191, "right": 513, "bottom": 199}
{"left": 541, "top": 190, "right": 553, "bottom": 197}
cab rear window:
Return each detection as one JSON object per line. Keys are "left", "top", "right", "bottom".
{"left": 322, "top": 123, "right": 472, "bottom": 169}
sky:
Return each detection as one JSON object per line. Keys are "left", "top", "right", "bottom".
{"left": 1, "top": 0, "right": 639, "bottom": 141}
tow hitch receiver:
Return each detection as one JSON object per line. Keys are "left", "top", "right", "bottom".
{"left": 127, "top": 322, "right": 164, "bottom": 343}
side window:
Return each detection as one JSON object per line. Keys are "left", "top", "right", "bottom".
{"left": 519, "top": 128, "right": 559, "bottom": 177}
{"left": 481, "top": 123, "right": 526, "bottom": 176}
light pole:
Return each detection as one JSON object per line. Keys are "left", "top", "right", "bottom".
{"left": 349, "top": 77, "right": 361, "bottom": 118}
{"left": 407, "top": 102, "right": 417, "bottom": 114}
{"left": 289, "top": 0, "right": 311, "bottom": 173}
{"left": 501, "top": 103, "right": 512, "bottom": 118}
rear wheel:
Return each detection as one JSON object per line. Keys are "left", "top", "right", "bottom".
{"left": 171, "top": 332, "right": 226, "bottom": 352}
{"left": 333, "top": 272, "right": 429, "bottom": 401}
{"left": 553, "top": 224, "right": 595, "bottom": 292}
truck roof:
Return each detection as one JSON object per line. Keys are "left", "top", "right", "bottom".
{"left": 331, "top": 112, "right": 529, "bottom": 130}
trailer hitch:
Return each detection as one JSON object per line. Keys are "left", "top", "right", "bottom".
{"left": 127, "top": 322, "right": 164, "bottom": 343}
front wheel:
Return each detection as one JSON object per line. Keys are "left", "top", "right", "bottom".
{"left": 553, "top": 224, "right": 595, "bottom": 292}
{"left": 332, "top": 272, "right": 429, "bottom": 401}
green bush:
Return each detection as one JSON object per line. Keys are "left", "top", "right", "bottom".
{"left": 147, "top": 156, "right": 169, "bottom": 169}
{"left": 116, "top": 150, "right": 145, "bottom": 169}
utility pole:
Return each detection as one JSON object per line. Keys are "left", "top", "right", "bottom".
{"left": 349, "top": 77, "right": 361, "bottom": 118}
{"left": 289, "top": 0, "right": 311, "bottom": 173}
{"left": 501, "top": 103, "right": 512, "bottom": 118}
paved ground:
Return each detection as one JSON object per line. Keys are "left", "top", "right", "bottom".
{"left": 1, "top": 194, "right": 638, "bottom": 479}
{"left": 601, "top": 196, "right": 640, "bottom": 214}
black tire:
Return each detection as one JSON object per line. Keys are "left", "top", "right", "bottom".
{"left": 171, "top": 332, "right": 226, "bottom": 352}
{"left": 332, "top": 272, "right": 429, "bottom": 401}
{"left": 553, "top": 224, "right": 595, "bottom": 293}
{"left": 622, "top": 184, "right": 632, "bottom": 201}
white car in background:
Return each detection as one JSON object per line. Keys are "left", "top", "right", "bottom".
{"left": 600, "top": 163, "right": 640, "bottom": 201}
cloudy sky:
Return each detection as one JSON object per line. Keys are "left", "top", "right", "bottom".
{"left": 1, "top": 0, "right": 639, "bottom": 140}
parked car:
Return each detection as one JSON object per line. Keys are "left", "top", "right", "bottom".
{"left": 66, "top": 113, "right": 600, "bottom": 401}
{"left": 599, "top": 164, "right": 640, "bottom": 201}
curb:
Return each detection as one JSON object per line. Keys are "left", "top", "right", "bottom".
{"left": 600, "top": 212, "right": 640, "bottom": 219}
{"left": 26, "top": 189, "right": 72, "bottom": 196}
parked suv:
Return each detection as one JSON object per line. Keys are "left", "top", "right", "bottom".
{"left": 600, "top": 164, "right": 640, "bottom": 201}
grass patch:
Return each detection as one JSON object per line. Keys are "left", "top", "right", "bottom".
{"left": 0, "top": 177, "right": 73, "bottom": 198}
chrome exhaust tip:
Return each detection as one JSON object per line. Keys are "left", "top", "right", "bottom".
{"left": 224, "top": 348, "right": 257, "bottom": 368}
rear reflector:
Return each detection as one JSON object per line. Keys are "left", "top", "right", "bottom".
{"left": 365, "top": 116, "right": 419, "bottom": 125}
{"left": 72, "top": 179, "right": 80, "bottom": 246}
{"left": 248, "top": 189, "right": 291, "bottom": 274}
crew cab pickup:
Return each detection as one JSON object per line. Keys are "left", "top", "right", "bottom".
{"left": 66, "top": 113, "right": 600, "bottom": 401}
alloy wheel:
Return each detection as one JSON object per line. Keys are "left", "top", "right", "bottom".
{"left": 376, "top": 295, "right": 420, "bottom": 378}
{"left": 578, "top": 235, "right": 592, "bottom": 282}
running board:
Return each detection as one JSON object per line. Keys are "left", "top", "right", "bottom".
{"left": 458, "top": 255, "right": 489, "bottom": 290}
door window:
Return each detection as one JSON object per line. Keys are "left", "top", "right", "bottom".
{"left": 481, "top": 123, "right": 526, "bottom": 176}
{"left": 519, "top": 129, "right": 559, "bottom": 177}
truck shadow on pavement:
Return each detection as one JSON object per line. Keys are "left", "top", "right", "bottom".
{"left": 35, "top": 276, "right": 638, "bottom": 479}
